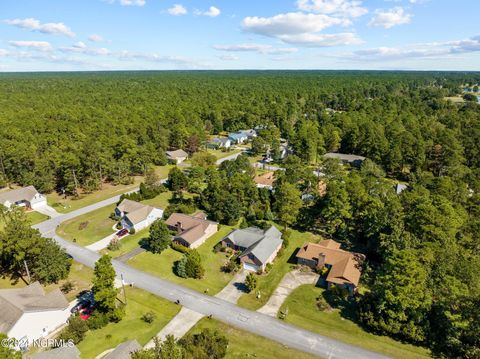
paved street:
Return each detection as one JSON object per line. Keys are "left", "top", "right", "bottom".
{"left": 33, "top": 195, "right": 390, "bottom": 359}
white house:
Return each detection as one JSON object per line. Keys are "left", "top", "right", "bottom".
{"left": 0, "top": 186, "right": 47, "bottom": 210}
{"left": 166, "top": 149, "right": 188, "bottom": 164}
{"left": 208, "top": 137, "right": 231, "bottom": 149}
{"left": 116, "top": 199, "right": 163, "bottom": 232}
{"left": 0, "top": 282, "right": 72, "bottom": 350}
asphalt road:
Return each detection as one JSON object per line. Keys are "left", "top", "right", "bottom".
{"left": 33, "top": 195, "right": 390, "bottom": 359}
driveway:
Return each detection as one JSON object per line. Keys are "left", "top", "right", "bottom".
{"left": 216, "top": 150, "right": 246, "bottom": 165}
{"left": 34, "top": 204, "right": 61, "bottom": 218}
{"left": 258, "top": 270, "right": 320, "bottom": 317}
{"left": 85, "top": 232, "right": 118, "bottom": 251}
{"left": 215, "top": 269, "right": 248, "bottom": 304}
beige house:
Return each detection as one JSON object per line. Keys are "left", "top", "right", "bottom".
{"left": 166, "top": 149, "right": 188, "bottom": 164}
{"left": 115, "top": 199, "right": 163, "bottom": 232}
{"left": 165, "top": 212, "right": 218, "bottom": 249}
{"left": 0, "top": 186, "right": 46, "bottom": 210}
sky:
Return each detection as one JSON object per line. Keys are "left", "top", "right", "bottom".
{"left": 0, "top": 0, "right": 479, "bottom": 71}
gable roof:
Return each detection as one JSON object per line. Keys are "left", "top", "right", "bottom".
{"left": 0, "top": 186, "right": 40, "bottom": 204}
{"left": 210, "top": 137, "right": 230, "bottom": 145}
{"left": 225, "top": 226, "right": 283, "bottom": 265}
{"left": 117, "top": 199, "right": 158, "bottom": 225}
{"left": 105, "top": 340, "right": 142, "bottom": 359}
{"left": 31, "top": 346, "right": 80, "bottom": 359}
{"left": 165, "top": 212, "right": 217, "bottom": 246}
{"left": 0, "top": 282, "right": 69, "bottom": 333}
{"left": 296, "top": 241, "right": 364, "bottom": 287}
{"left": 254, "top": 172, "right": 275, "bottom": 187}
{"left": 166, "top": 149, "right": 188, "bottom": 159}
{"left": 117, "top": 199, "right": 146, "bottom": 214}
{"left": 324, "top": 153, "right": 366, "bottom": 163}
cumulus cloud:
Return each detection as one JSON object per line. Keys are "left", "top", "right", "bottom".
{"left": 60, "top": 41, "right": 111, "bottom": 56}
{"left": 241, "top": 12, "right": 360, "bottom": 47}
{"left": 218, "top": 54, "right": 239, "bottom": 61}
{"left": 4, "top": 18, "right": 75, "bottom": 37}
{"left": 368, "top": 7, "right": 411, "bottom": 29}
{"left": 9, "top": 40, "right": 52, "bottom": 51}
{"left": 119, "top": 0, "right": 145, "bottom": 6}
{"left": 167, "top": 4, "right": 187, "bottom": 16}
{"left": 296, "top": 0, "right": 368, "bottom": 18}
{"left": 213, "top": 43, "right": 298, "bottom": 54}
{"left": 195, "top": 6, "right": 221, "bottom": 17}
{"left": 88, "top": 34, "right": 105, "bottom": 42}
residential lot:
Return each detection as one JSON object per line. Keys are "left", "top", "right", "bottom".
{"left": 77, "top": 287, "right": 180, "bottom": 359}
{"left": 128, "top": 225, "right": 235, "bottom": 295}
{"left": 186, "top": 318, "right": 319, "bottom": 359}
{"left": 279, "top": 284, "right": 431, "bottom": 359}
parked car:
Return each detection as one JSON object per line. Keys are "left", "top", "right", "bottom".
{"left": 116, "top": 228, "right": 129, "bottom": 238}
{"left": 79, "top": 307, "right": 92, "bottom": 320}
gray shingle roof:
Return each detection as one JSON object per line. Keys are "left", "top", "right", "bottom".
{"left": 166, "top": 149, "right": 188, "bottom": 159}
{"left": 105, "top": 339, "right": 142, "bottom": 359}
{"left": 324, "top": 153, "right": 366, "bottom": 162}
{"left": 0, "top": 186, "right": 39, "bottom": 204}
{"left": 31, "top": 346, "right": 80, "bottom": 359}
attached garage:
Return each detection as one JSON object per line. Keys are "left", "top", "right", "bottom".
{"left": 243, "top": 262, "right": 260, "bottom": 272}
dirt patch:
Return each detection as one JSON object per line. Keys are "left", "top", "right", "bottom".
{"left": 78, "top": 221, "right": 89, "bottom": 230}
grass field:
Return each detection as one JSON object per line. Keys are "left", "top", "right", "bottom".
{"left": 186, "top": 318, "right": 319, "bottom": 359}
{"left": 237, "top": 227, "right": 318, "bottom": 310}
{"left": 206, "top": 148, "right": 241, "bottom": 160}
{"left": 56, "top": 204, "right": 116, "bottom": 246}
{"left": 128, "top": 225, "right": 235, "bottom": 295}
{"left": 0, "top": 261, "right": 93, "bottom": 302}
{"left": 26, "top": 211, "right": 50, "bottom": 225}
{"left": 77, "top": 287, "right": 180, "bottom": 359}
{"left": 141, "top": 191, "right": 174, "bottom": 209}
{"left": 279, "top": 284, "right": 431, "bottom": 359}
{"left": 101, "top": 227, "right": 150, "bottom": 258}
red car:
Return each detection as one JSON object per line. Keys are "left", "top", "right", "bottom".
{"left": 116, "top": 228, "right": 129, "bottom": 238}
{"left": 79, "top": 307, "right": 92, "bottom": 320}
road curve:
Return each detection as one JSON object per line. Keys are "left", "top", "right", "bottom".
{"left": 33, "top": 198, "right": 390, "bottom": 359}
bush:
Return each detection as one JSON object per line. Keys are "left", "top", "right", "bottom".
{"left": 107, "top": 238, "right": 121, "bottom": 251}
{"left": 175, "top": 250, "right": 204, "bottom": 279}
{"left": 222, "top": 256, "right": 239, "bottom": 273}
{"left": 129, "top": 227, "right": 136, "bottom": 235}
{"left": 171, "top": 241, "right": 191, "bottom": 254}
{"left": 245, "top": 273, "right": 258, "bottom": 292}
{"left": 141, "top": 311, "right": 157, "bottom": 324}
{"left": 78, "top": 221, "right": 89, "bottom": 230}
{"left": 316, "top": 295, "right": 331, "bottom": 311}
{"left": 61, "top": 280, "right": 74, "bottom": 294}
{"left": 213, "top": 242, "right": 223, "bottom": 253}
{"left": 58, "top": 316, "right": 88, "bottom": 344}
{"left": 265, "top": 263, "right": 273, "bottom": 273}
{"left": 86, "top": 311, "right": 109, "bottom": 330}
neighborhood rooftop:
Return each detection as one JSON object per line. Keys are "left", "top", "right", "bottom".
{"left": 324, "top": 153, "right": 366, "bottom": 162}
{"left": 105, "top": 339, "right": 142, "bottom": 359}
{"left": 0, "top": 282, "right": 69, "bottom": 333}
{"left": 0, "top": 185, "right": 39, "bottom": 204}
{"left": 166, "top": 149, "right": 188, "bottom": 159}
{"left": 165, "top": 212, "right": 217, "bottom": 247}
{"left": 31, "top": 345, "right": 81, "bottom": 359}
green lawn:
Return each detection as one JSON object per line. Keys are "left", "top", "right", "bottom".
{"left": 186, "top": 318, "right": 319, "bottom": 359}
{"left": 128, "top": 225, "right": 235, "bottom": 295}
{"left": 141, "top": 191, "right": 174, "bottom": 209}
{"left": 153, "top": 164, "right": 175, "bottom": 179}
{"left": 101, "top": 228, "right": 150, "bottom": 258}
{"left": 47, "top": 178, "right": 142, "bottom": 214}
{"left": 237, "top": 227, "right": 318, "bottom": 310}
{"left": 279, "top": 284, "right": 431, "bottom": 359}
{"left": 26, "top": 211, "right": 50, "bottom": 225}
{"left": 56, "top": 204, "right": 117, "bottom": 246}
{"left": 0, "top": 261, "right": 93, "bottom": 302}
{"left": 77, "top": 287, "right": 180, "bottom": 359}
{"left": 206, "top": 148, "right": 241, "bottom": 160}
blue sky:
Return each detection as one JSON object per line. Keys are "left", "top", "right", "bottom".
{"left": 0, "top": 0, "right": 479, "bottom": 71}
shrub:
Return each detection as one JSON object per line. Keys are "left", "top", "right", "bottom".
{"left": 213, "top": 242, "right": 223, "bottom": 253}
{"left": 316, "top": 295, "right": 331, "bottom": 311}
{"left": 222, "top": 256, "right": 239, "bottom": 273}
{"left": 58, "top": 316, "right": 88, "bottom": 344}
{"left": 175, "top": 250, "right": 204, "bottom": 279}
{"left": 78, "top": 221, "right": 89, "bottom": 230}
{"left": 171, "top": 241, "right": 191, "bottom": 254}
{"left": 129, "top": 227, "right": 136, "bottom": 235}
{"left": 86, "top": 311, "right": 109, "bottom": 330}
{"left": 245, "top": 273, "right": 258, "bottom": 292}
{"left": 107, "top": 238, "right": 121, "bottom": 251}
{"left": 265, "top": 263, "right": 273, "bottom": 273}
{"left": 61, "top": 280, "right": 74, "bottom": 294}
{"left": 141, "top": 311, "right": 157, "bottom": 324}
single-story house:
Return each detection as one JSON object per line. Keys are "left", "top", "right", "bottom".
{"left": 105, "top": 339, "right": 142, "bottom": 359}
{"left": 0, "top": 186, "right": 47, "bottom": 210}
{"left": 165, "top": 212, "right": 218, "bottom": 249}
{"left": 228, "top": 129, "right": 256, "bottom": 144}
{"left": 296, "top": 240, "right": 364, "bottom": 294}
{"left": 0, "top": 282, "right": 71, "bottom": 349}
{"left": 253, "top": 172, "right": 275, "bottom": 191}
{"left": 166, "top": 149, "right": 189, "bottom": 164}
{"left": 116, "top": 199, "right": 163, "bottom": 232}
{"left": 31, "top": 345, "right": 80, "bottom": 359}
{"left": 323, "top": 153, "right": 366, "bottom": 167}
{"left": 222, "top": 226, "right": 283, "bottom": 272}
{"left": 208, "top": 137, "right": 231, "bottom": 149}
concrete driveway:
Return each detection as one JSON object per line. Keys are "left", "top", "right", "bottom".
{"left": 258, "top": 270, "right": 320, "bottom": 317}
{"left": 34, "top": 204, "right": 61, "bottom": 218}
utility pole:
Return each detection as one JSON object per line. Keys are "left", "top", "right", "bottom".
{"left": 23, "top": 260, "right": 31, "bottom": 284}
{"left": 121, "top": 274, "right": 127, "bottom": 305}
{"left": 72, "top": 169, "right": 79, "bottom": 197}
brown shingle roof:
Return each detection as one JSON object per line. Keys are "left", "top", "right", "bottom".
{"left": 296, "top": 241, "right": 364, "bottom": 287}
{"left": 165, "top": 213, "right": 217, "bottom": 246}
{"left": 254, "top": 172, "right": 275, "bottom": 187}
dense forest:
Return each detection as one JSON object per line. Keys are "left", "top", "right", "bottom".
{"left": 1, "top": 71, "right": 480, "bottom": 357}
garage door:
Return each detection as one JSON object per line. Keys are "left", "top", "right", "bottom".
{"left": 243, "top": 263, "right": 259, "bottom": 272}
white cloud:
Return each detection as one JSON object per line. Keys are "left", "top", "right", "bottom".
{"left": 60, "top": 42, "right": 111, "bottom": 56}
{"left": 120, "top": 0, "right": 145, "bottom": 6}
{"left": 4, "top": 18, "right": 75, "bottom": 37}
{"left": 195, "top": 6, "right": 221, "bottom": 17}
{"left": 0, "top": 49, "right": 9, "bottom": 57}
{"left": 368, "top": 7, "right": 411, "bottom": 29}
{"left": 168, "top": 4, "right": 187, "bottom": 16}
{"left": 241, "top": 12, "right": 359, "bottom": 47}
{"left": 9, "top": 40, "right": 52, "bottom": 51}
{"left": 213, "top": 43, "right": 298, "bottom": 54}
{"left": 88, "top": 34, "right": 105, "bottom": 42}
{"left": 218, "top": 54, "right": 239, "bottom": 61}
{"left": 296, "top": 0, "right": 368, "bottom": 18}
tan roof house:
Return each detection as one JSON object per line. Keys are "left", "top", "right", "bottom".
{"left": 165, "top": 212, "right": 218, "bottom": 249}
{"left": 0, "top": 186, "right": 47, "bottom": 210}
{"left": 0, "top": 282, "right": 72, "bottom": 348}
{"left": 254, "top": 172, "right": 275, "bottom": 190}
{"left": 296, "top": 240, "right": 364, "bottom": 294}
{"left": 115, "top": 199, "right": 163, "bottom": 232}
{"left": 166, "top": 149, "right": 188, "bottom": 164}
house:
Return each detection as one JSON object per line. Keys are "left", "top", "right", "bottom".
{"left": 254, "top": 172, "right": 275, "bottom": 191}
{"left": 323, "top": 153, "right": 366, "bottom": 167}
{"left": 222, "top": 226, "right": 283, "bottom": 272}
{"left": 165, "top": 212, "right": 218, "bottom": 249}
{"left": 115, "top": 199, "right": 163, "bottom": 232}
{"left": 105, "top": 339, "right": 142, "bottom": 359}
{"left": 0, "top": 186, "right": 47, "bottom": 210}
{"left": 31, "top": 345, "right": 81, "bottom": 359}
{"left": 0, "top": 282, "right": 71, "bottom": 349}
{"left": 166, "top": 149, "right": 189, "bottom": 164}
{"left": 296, "top": 240, "right": 364, "bottom": 294}
{"left": 208, "top": 137, "right": 231, "bottom": 149}
{"left": 228, "top": 129, "right": 256, "bottom": 144}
